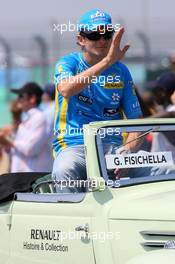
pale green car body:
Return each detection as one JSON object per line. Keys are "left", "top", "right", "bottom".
{"left": 1, "top": 119, "right": 175, "bottom": 264}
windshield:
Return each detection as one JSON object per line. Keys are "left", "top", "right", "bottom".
{"left": 96, "top": 124, "right": 175, "bottom": 187}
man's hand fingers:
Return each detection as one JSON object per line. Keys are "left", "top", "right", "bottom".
{"left": 121, "top": 44, "right": 130, "bottom": 55}
{"left": 113, "top": 27, "right": 125, "bottom": 46}
{"left": 106, "top": 27, "right": 129, "bottom": 64}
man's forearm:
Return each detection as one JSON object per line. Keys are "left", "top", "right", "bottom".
{"left": 58, "top": 57, "right": 111, "bottom": 97}
{"left": 58, "top": 27, "right": 130, "bottom": 98}
{"left": 124, "top": 132, "right": 143, "bottom": 152}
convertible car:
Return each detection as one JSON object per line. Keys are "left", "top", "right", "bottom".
{"left": 0, "top": 118, "right": 175, "bottom": 264}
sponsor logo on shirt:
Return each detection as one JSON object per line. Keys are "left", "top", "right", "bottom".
{"left": 103, "top": 108, "right": 118, "bottom": 117}
{"left": 77, "top": 110, "right": 92, "bottom": 117}
{"left": 129, "top": 101, "right": 141, "bottom": 113}
{"left": 104, "top": 81, "right": 124, "bottom": 89}
{"left": 78, "top": 95, "right": 93, "bottom": 105}
{"left": 128, "top": 80, "right": 133, "bottom": 86}
{"left": 112, "top": 93, "right": 120, "bottom": 101}
{"left": 57, "top": 65, "right": 63, "bottom": 73}
{"left": 132, "top": 101, "right": 140, "bottom": 109}
{"left": 128, "top": 80, "right": 136, "bottom": 95}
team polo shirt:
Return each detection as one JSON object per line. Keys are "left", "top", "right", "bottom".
{"left": 53, "top": 52, "right": 142, "bottom": 154}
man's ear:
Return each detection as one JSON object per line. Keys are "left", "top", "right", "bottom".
{"left": 77, "top": 34, "right": 85, "bottom": 48}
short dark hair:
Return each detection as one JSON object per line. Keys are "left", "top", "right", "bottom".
{"left": 11, "top": 82, "right": 43, "bottom": 106}
{"left": 43, "top": 83, "right": 55, "bottom": 100}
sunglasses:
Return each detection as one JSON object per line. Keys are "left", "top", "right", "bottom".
{"left": 80, "top": 30, "right": 114, "bottom": 41}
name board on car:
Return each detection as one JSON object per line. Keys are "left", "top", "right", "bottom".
{"left": 105, "top": 151, "right": 174, "bottom": 169}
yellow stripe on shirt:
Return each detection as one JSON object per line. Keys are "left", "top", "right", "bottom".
{"left": 122, "top": 132, "right": 128, "bottom": 144}
{"left": 54, "top": 85, "right": 59, "bottom": 124}
{"left": 57, "top": 97, "right": 69, "bottom": 150}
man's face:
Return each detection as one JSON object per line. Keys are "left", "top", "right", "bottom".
{"left": 78, "top": 26, "right": 114, "bottom": 59}
{"left": 170, "top": 56, "right": 175, "bottom": 71}
{"left": 171, "top": 91, "right": 175, "bottom": 104}
{"left": 42, "top": 93, "right": 51, "bottom": 103}
{"left": 153, "top": 87, "right": 170, "bottom": 106}
{"left": 84, "top": 37, "right": 112, "bottom": 58}
{"left": 18, "top": 93, "right": 35, "bottom": 112}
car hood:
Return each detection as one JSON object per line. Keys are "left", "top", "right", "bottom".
{"left": 105, "top": 182, "right": 175, "bottom": 264}
{"left": 108, "top": 180, "right": 175, "bottom": 221}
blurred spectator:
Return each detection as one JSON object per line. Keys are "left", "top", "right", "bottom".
{"left": 167, "top": 90, "right": 175, "bottom": 111}
{"left": 150, "top": 72, "right": 175, "bottom": 169}
{"left": 135, "top": 75, "right": 175, "bottom": 153}
{"left": 169, "top": 53, "right": 175, "bottom": 72}
{"left": 0, "top": 82, "right": 53, "bottom": 173}
{"left": 41, "top": 83, "right": 55, "bottom": 141}
{"left": 151, "top": 71, "right": 175, "bottom": 110}
{"left": 10, "top": 99, "right": 22, "bottom": 132}
{"left": 1, "top": 99, "right": 22, "bottom": 137}
{"left": 0, "top": 148, "right": 10, "bottom": 175}
{"left": 142, "top": 82, "right": 164, "bottom": 116}
{"left": 0, "top": 99, "right": 22, "bottom": 174}
{"left": 134, "top": 85, "right": 159, "bottom": 117}
{"left": 171, "top": 90, "right": 175, "bottom": 105}
{"left": 170, "top": 91, "right": 175, "bottom": 107}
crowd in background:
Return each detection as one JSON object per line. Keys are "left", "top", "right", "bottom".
{"left": 0, "top": 83, "right": 55, "bottom": 174}
{"left": 0, "top": 66, "right": 175, "bottom": 175}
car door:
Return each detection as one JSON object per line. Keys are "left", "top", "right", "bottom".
{"left": 9, "top": 195, "right": 96, "bottom": 264}
{"left": 0, "top": 202, "right": 12, "bottom": 264}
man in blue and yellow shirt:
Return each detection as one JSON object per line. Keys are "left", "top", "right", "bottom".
{"left": 52, "top": 9, "right": 142, "bottom": 185}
